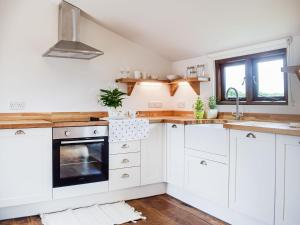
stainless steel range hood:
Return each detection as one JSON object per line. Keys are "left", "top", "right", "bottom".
{"left": 43, "top": 1, "right": 104, "bottom": 60}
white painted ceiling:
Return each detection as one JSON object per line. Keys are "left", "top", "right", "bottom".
{"left": 68, "top": 0, "right": 300, "bottom": 61}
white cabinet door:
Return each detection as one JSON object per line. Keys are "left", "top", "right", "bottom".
{"left": 185, "top": 152, "right": 228, "bottom": 206}
{"left": 185, "top": 124, "right": 228, "bottom": 156}
{"left": 229, "top": 130, "right": 276, "bottom": 225}
{"left": 276, "top": 135, "right": 300, "bottom": 225}
{"left": 141, "top": 123, "right": 164, "bottom": 185}
{"left": 0, "top": 128, "right": 52, "bottom": 208}
{"left": 166, "top": 123, "right": 184, "bottom": 187}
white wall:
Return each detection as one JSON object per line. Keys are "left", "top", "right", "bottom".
{"left": 171, "top": 37, "right": 300, "bottom": 114}
{"left": 0, "top": 0, "right": 172, "bottom": 113}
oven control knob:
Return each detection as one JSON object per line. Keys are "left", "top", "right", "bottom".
{"left": 65, "top": 130, "right": 71, "bottom": 137}
{"left": 93, "top": 130, "right": 98, "bottom": 135}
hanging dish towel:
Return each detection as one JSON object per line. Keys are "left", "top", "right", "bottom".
{"left": 109, "top": 118, "right": 149, "bottom": 143}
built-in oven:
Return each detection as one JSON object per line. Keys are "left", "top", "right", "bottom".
{"left": 52, "top": 126, "right": 108, "bottom": 187}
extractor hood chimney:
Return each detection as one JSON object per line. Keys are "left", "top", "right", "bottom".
{"left": 43, "top": 1, "right": 104, "bottom": 60}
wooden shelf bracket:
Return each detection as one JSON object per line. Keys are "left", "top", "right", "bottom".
{"left": 282, "top": 65, "right": 300, "bottom": 81}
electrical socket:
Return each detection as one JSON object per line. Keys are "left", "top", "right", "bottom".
{"left": 177, "top": 102, "right": 186, "bottom": 108}
{"left": 9, "top": 101, "right": 26, "bottom": 111}
{"left": 148, "top": 101, "right": 163, "bottom": 108}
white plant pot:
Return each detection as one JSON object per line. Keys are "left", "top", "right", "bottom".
{"left": 206, "top": 109, "right": 218, "bottom": 119}
{"left": 107, "top": 108, "right": 123, "bottom": 119}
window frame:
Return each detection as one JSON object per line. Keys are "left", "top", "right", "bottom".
{"left": 215, "top": 48, "right": 288, "bottom": 105}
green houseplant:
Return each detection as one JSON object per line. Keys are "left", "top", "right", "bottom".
{"left": 98, "top": 88, "right": 126, "bottom": 118}
{"left": 193, "top": 96, "right": 205, "bottom": 119}
{"left": 206, "top": 96, "right": 218, "bottom": 119}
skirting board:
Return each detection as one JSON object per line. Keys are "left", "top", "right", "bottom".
{"left": 166, "top": 184, "right": 268, "bottom": 225}
{"left": 0, "top": 183, "right": 166, "bottom": 221}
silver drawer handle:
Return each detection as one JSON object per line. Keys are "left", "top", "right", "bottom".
{"left": 246, "top": 133, "right": 256, "bottom": 138}
{"left": 172, "top": 124, "right": 177, "bottom": 128}
{"left": 15, "top": 130, "right": 26, "bottom": 135}
{"left": 121, "top": 159, "right": 130, "bottom": 164}
{"left": 121, "top": 173, "right": 130, "bottom": 178}
{"left": 200, "top": 160, "right": 207, "bottom": 166}
{"left": 121, "top": 144, "right": 129, "bottom": 149}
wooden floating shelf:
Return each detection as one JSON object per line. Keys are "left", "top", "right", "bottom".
{"left": 282, "top": 66, "right": 300, "bottom": 81}
{"left": 115, "top": 77, "right": 210, "bottom": 96}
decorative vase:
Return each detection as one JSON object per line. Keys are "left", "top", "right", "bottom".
{"left": 206, "top": 109, "right": 218, "bottom": 119}
{"left": 194, "top": 110, "right": 205, "bottom": 120}
{"left": 107, "top": 107, "right": 122, "bottom": 119}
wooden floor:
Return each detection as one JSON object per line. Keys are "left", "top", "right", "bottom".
{"left": 0, "top": 194, "right": 229, "bottom": 225}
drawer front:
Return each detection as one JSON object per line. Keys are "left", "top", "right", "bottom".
{"left": 185, "top": 155, "right": 228, "bottom": 206}
{"left": 185, "top": 125, "right": 228, "bottom": 156}
{"left": 109, "top": 141, "right": 140, "bottom": 154}
{"left": 109, "top": 167, "right": 141, "bottom": 191}
{"left": 110, "top": 152, "right": 140, "bottom": 169}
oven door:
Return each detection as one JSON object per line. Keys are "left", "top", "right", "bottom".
{"left": 53, "top": 137, "right": 108, "bottom": 187}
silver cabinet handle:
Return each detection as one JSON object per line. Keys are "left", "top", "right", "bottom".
{"left": 15, "top": 130, "right": 26, "bottom": 135}
{"left": 200, "top": 160, "right": 207, "bottom": 166}
{"left": 121, "top": 173, "right": 130, "bottom": 178}
{"left": 172, "top": 124, "right": 177, "bottom": 128}
{"left": 121, "top": 159, "right": 130, "bottom": 164}
{"left": 121, "top": 144, "right": 129, "bottom": 149}
{"left": 246, "top": 133, "right": 256, "bottom": 138}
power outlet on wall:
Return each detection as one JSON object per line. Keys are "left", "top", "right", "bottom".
{"left": 9, "top": 101, "right": 26, "bottom": 111}
{"left": 148, "top": 101, "right": 163, "bottom": 108}
{"left": 177, "top": 102, "right": 186, "bottom": 108}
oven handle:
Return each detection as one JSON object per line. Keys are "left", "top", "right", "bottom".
{"left": 61, "top": 139, "right": 105, "bottom": 144}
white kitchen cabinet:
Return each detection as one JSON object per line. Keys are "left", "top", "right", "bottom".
{"left": 185, "top": 124, "right": 229, "bottom": 156}
{"left": 166, "top": 123, "right": 184, "bottom": 187}
{"left": 141, "top": 123, "right": 164, "bottom": 185}
{"left": 229, "top": 130, "right": 276, "bottom": 225}
{"left": 109, "top": 167, "right": 140, "bottom": 191}
{"left": 0, "top": 128, "right": 52, "bottom": 208}
{"left": 110, "top": 152, "right": 140, "bottom": 170}
{"left": 185, "top": 150, "right": 228, "bottom": 206}
{"left": 275, "top": 135, "right": 300, "bottom": 225}
{"left": 109, "top": 140, "right": 140, "bottom": 154}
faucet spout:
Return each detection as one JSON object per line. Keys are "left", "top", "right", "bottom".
{"left": 225, "top": 87, "right": 241, "bottom": 120}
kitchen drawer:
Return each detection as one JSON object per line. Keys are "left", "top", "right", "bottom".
{"left": 185, "top": 155, "right": 228, "bottom": 206}
{"left": 109, "top": 141, "right": 140, "bottom": 154}
{"left": 109, "top": 152, "right": 140, "bottom": 169}
{"left": 185, "top": 124, "right": 229, "bottom": 156}
{"left": 109, "top": 167, "right": 140, "bottom": 191}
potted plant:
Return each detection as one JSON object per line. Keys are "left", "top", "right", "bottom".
{"left": 193, "top": 96, "right": 205, "bottom": 119}
{"left": 98, "top": 88, "right": 126, "bottom": 119}
{"left": 206, "top": 96, "right": 218, "bottom": 119}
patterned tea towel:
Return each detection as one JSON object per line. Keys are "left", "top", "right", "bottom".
{"left": 109, "top": 118, "right": 149, "bottom": 143}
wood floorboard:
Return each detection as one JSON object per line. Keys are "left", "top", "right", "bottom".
{"left": 0, "top": 194, "right": 229, "bottom": 225}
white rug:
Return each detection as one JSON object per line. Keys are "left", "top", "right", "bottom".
{"left": 40, "top": 201, "right": 146, "bottom": 225}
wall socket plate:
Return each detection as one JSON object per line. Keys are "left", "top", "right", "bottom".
{"left": 9, "top": 101, "right": 26, "bottom": 111}
{"left": 148, "top": 101, "right": 163, "bottom": 108}
{"left": 177, "top": 102, "right": 186, "bottom": 108}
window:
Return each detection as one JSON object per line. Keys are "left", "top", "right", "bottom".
{"left": 215, "top": 49, "right": 287, "bottom": 105}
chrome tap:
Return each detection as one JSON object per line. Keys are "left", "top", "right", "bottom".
{"left": 225, "top": 87, "right": 242, "bottom": 120}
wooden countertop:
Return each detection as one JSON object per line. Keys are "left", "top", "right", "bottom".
{"left": 0, "top": 116, "right": 299, "bottom": 137}
{"left": 145, "top": 116, "right": 231, "bottom": 124}
{"left": 0, "top": 120, "right": 52, "bottom": 129}
{"left": 224, "top": 121, "right": 300, "bottom": 137}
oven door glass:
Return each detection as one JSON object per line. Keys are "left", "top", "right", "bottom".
{"left": 53, "top": 138, "right": 108, "bottom": 187}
